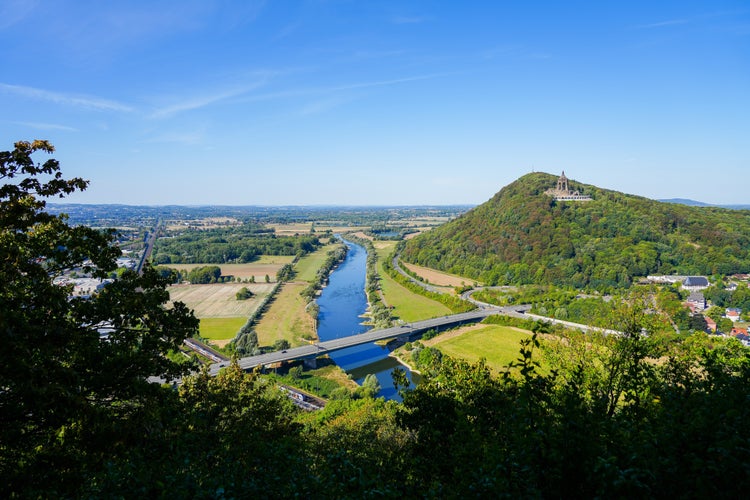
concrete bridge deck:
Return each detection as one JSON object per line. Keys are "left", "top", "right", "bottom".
{"left": 207, "top": 308, "right": 525, "bottom": 376}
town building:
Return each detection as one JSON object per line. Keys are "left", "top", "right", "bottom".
{"left": 686, "top": 292, "right": 707, "bottom": 312}
{"left": 705, "top": 317, "right": 717, "bottom": 332}
{"left": 682, "top": 276, "right": 710, "bottom": 291}
{"left": 726, "top": 308, "right": 742, "bottom": 322}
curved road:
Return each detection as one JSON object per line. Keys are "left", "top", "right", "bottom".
{"left": 390, "top": 254, "right": 446, "bottom": 294}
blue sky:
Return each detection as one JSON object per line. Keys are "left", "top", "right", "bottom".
{"left": 1, "top": 1, "right": 748, "bottom": 205}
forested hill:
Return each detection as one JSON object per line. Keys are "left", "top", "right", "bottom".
{"left": 402, "top": 172, "right": 750, "bottom": 289}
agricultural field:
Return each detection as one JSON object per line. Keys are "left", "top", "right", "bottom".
{"left": 294, "top": 243, "right": 341, "bottom": 282}
{"left": 351, "top": 231, "right": 373, "bottom": 241}
{"left": 401, "top": 262, "right": 479, "bottom": 288}
{"left": 267, "top": 222, "right": 313, "bottom": 235}
{"left": 374, "top": 241, "right": 452, "bottom": 322}
{"left": 168, "top": 282, "right": 275, "bottom": 318}
{"left": 255, "top": 282, "right": 316, "bottom": 348}
{"left": 164, "top": 255, "right": 295, "bottom": 281}
{"left": 198, "top": 317, "right": 247, "bottom": 348}
{"left": 269, "top": 222, "right": 369, "bottom": 236}
{"left": 423, "top": 323, "right": 533, "bottom": 373}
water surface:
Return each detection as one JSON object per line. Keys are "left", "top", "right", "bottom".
{"left": 316, "top": 239, "right": 416, "bottom": 400}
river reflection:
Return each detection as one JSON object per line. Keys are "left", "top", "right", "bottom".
{"left": 316, "top": 239, "right": 417, "bottom": 400}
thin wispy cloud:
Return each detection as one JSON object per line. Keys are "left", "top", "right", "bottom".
{"left": 149, "top": 75, "right": 273, "bottom": 119}
{"left": 0, "top": 83, "right": 133, "bottom": 112}
{"left": 332, "top": 73, "right": 446, "bottom": 91}
{"left": 299, "top": 95, "right": 356, "bottom": 116}
{"left": 237, "top": 73, "right": 446, "bottom": 105}
{"left": 13, "top": 121, "right": 78, "bottom": 132}
{"left": 635, "top": 19, "right": 689, "bottom": 29}
{"left": 0, "top": 0, "right": 37, "bottom": 30}
{"left": 150, "top": 87, "right": 256, "bottom": 119}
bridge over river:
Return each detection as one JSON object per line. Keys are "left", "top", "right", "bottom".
{"left": 206, "top": 306, "right": 528, "bottom": 376}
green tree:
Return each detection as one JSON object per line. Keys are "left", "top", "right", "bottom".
{"left": 273, "top": 339, "right": 291, "bottom": 351}
{"left": 235, "top": 286, "right": 254, "bottom": 300}
{"left": 716, "top": 317, "right": 734, "bottom": 333}
{"left": 276, "top": 263, "right": 295, "bottom": 282}
{"left": 234, "top": 326, "right": 259, "bottom": 355}
{"left": 361, "top": 373, "right": 381, "bottom": 397}
{"left": 187, "top": 265, "right": 221, "bottom": 284}
{"left": 0, "top": 141, "right": 198, "bottom": 496}
{"left": 289, "top": 365, "right": 303, "bottom": 380}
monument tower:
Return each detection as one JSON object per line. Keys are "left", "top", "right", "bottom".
{"left": 545, "top": 171, "right": 592, "bottom": 201}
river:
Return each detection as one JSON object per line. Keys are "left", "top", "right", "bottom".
{"left": 316, "top": 239, "right": 418, "bottom": 400}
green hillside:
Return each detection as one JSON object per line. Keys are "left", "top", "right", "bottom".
{"left": 402, "top": 172, "right": 750, "bottom": 289}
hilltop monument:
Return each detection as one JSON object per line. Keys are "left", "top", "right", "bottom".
{"left": 545, "top": 171, "right": 592, "bottom": 201}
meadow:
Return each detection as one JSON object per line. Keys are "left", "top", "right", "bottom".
{"left": 294, "top": 243, "right": 340, "bottom": 283}
{"left": 254, "top": 282, "right": 316, "bottom": 348}
{"left": 423, "top": 324, "right": 533, "bottom": 373}
{"left": 374, "top": 241, "right": 452, "bottom": 322}
{"left": 197, "top": 317, "right": 248, "bottom": 347}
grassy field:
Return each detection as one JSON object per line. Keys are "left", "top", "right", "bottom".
{"left": 164, "top": 256, "right": 295, "bottom": 281}
{"left": 294, "top": 243, "right": 340, "bottom": 282}
{"left": 374, "top": 241, "right": 452, "bottom": 322}
{"left": 255, "top": 282, "right": 316, "bottom": 348}
{"left": 199, "top": 317, "right": 247, "bottom": 345}
{"left": 424, "top": 324, "right": 532, "bottom": 373}
{"left": 168, "top": 282, "right": 275, "bottom": 317}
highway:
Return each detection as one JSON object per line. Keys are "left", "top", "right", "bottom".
{"left": 206, "top": 308, "right": 519, "bottom": 376}
{"left": 136, "top": 221, "right": 160, "bottom": 274}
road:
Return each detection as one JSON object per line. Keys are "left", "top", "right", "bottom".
{"left": 206, "top": 308, "right": 521, "bottom": 376}
{"left": 391, "top": 253, "right": 446, "bottom": 294}
{"left": 136, "top": 221, "right": 160, "bottom": 274}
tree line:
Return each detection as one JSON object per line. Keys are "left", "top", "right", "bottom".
{"left": 152, "top": 225, "right": 321, "bottom": 264}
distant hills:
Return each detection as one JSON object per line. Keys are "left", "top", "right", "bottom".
{"left": 659, "top": 198, "right": 713, "bottom": 207}
{"left": 402, "top": 172, "right": 750, "bottom": 289}
{"left": 660, "top": 198, "right": 750, "bottom": 210}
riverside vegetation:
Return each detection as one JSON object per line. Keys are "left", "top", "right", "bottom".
{"left": 4, "top": 142, "right": 750, "bottom": 497}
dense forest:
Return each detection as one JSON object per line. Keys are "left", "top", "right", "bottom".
{"left": 402, "top": 172, "right": 750, "bottom": 289}
{"left": 152, "top": 224, "right": 321, "bottom": 264}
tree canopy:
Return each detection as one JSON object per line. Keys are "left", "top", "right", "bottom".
{"left": 0, "top": 141, "right": 198, "bottom": 495}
